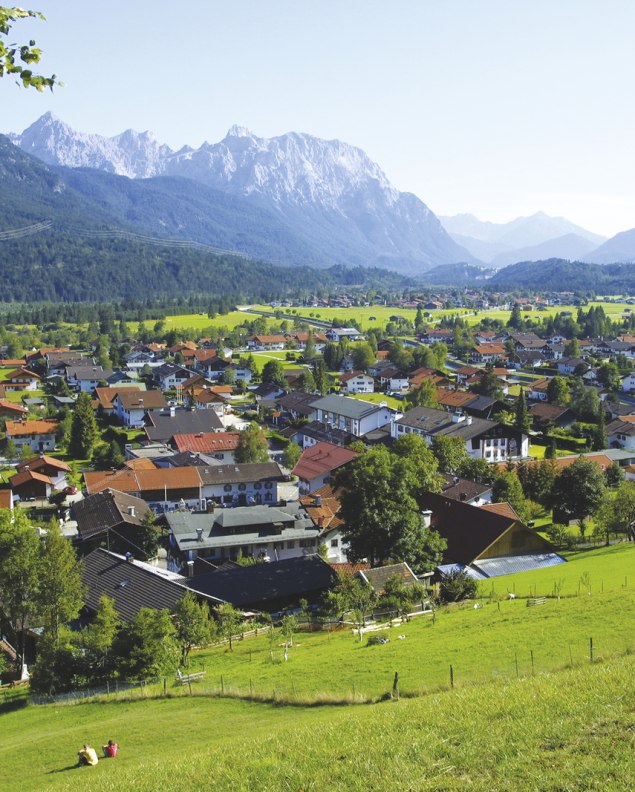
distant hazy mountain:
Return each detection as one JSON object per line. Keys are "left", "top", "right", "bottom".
{"left": 490, "top": 233, "right": 600, "bottom": 268}
{"left": 584, "top": 228, "right": 635, "bottom": 264}
{"left": 8, "top": 113, "right": 476, "bottom": 274}
{"left": 440, "top": 211, "right": 606, "bottom": 265}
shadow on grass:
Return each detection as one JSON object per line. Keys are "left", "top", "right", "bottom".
{"left": 46, "top": 764, "right": 81, "bottom": 775}
{"left": 0, "top": 697, "right": 27, "bottom": 714}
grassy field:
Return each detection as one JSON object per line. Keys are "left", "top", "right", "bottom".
{"left": 3, "top": 653, "right": 635, "bottom": 790}
{"left": 3, "top": 543, "right": 635, "bottom": 790}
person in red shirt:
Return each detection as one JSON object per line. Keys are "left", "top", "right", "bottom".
{"left": 102, "top": 740, "right": 118, "bottom": 758}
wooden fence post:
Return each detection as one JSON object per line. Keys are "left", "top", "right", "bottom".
{"left": 450, "top": 664, "right": 454, "bottom": 688}
{"left": 392, "top": 671, "right": 399, "bottom": 700}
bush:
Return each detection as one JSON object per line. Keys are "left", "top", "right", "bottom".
{"left": 439, "top": 570, "right": 479, "bottom": 603}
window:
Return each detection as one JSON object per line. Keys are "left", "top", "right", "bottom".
{"left": 254, "top": 482, "right": 262, "bottom": 490}
{"left": 223, "top": 484, "right": 232, "bottom": 492}
{"left": 238, "top": 483, "right": 247, "bottom": 491}
{"left": 265, "top": 493, "right": 272, "bottom": 502}
{"left": 330, "top": 539, "right": 339, "bottom": 548}
{"left": 287, "top": 541, "right": 295, "bottom": 549}
{"left": 264, "top": 482, "right": 273, "bottom": 490}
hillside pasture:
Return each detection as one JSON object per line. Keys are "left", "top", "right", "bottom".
{"left": 3, "top": 653, "right": 635, "bottom": 790}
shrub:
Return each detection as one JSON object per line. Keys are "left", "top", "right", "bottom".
{"left": 439, "top": 570, "right": 479, "bottom": 603}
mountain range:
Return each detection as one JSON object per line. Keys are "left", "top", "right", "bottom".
{"left": 439, "top": 212, "right": 609, "bottom": 268}
{"left": 3, "top": 113, "right": 635, "bottom": 298}
{"left": 7, "top": 113, "right": 475, "bottom": 275}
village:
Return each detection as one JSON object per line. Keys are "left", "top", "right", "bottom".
{"left": 2, "top": 291, "right": 635, "bottom": 694}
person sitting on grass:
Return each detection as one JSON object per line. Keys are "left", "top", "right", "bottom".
{"left": 77, "top": 744, "right": 99, "bottom": 766}
{"left": 102, "top": 740, "right": 118, "bottom": 758}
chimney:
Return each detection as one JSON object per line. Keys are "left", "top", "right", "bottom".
{"left": 125, "top": 551, "right": 134, "bottom": 562}
{"left": 187, "top": 560, "right": 195, "bottom": 577}
{"left": 420, "top": 509, "right": 432, "bottom": 529}
{"left": 127, "top": 505, "right": 135, "bottom": 517}
{"left": 451, "top": 412, "right": 466, "bottom": 423}
{"left": 170, "top": 406, "right": 176, "bottom": 417}
{"left": 196, "top": 527, "right": 204, "bottom": 542}
{"left": 314, "top": 494, "right": 322, "bottom": 507}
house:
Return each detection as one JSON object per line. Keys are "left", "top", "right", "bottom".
{"left": 66, "top": 365, "right": 113, "bottom": 393}
{"left": 112, "top": 389, "right": 168, "bottom": 428}
{"left": 145, "top": 407, "right": 224, "bottom": 443}
{"left": 286, "top": 420, "right": 356, "bottom": 449}
{"left": 358, "top": 562, "right": 420, "bottom": 592}
{"left": 81, "top": 548, "right": 222, "bottom": 623}
{"left": 3, "top": 367, "right": 40, "bottom": 392}
{"left": 607, "top": 417, "right": 635, "bottom": 452}
{"left": 527, "top": 378, "right": 551, "bottom": 402}
{"left": 165, "top": 501, "right": 320, "bottom": 566}
{"left": 326, "top": 328, "right": 363, "bottom": 343}
{"left": 198, "top": 462, "right": 287, "bottom": 506}
{"left": 276, "top": 391, "right": 319, "bottom": 421}
{"left": 0, "top": 400, "right": 28, "bottom": 419}
{"left": 440, "top": 473, "right": 492, "bottom": 505}
{"left": 377, "top": 366, "right": 410, "bottom": 393}
{"left": 84, "top": 466, "right": 204, "bottom": 511}
{"left": 16, "top": 455, "right": 71, "bottom": 489}
{"left": 71, "top": 489, "right": 151, "bottom": 547}
{"left": 529, "top": 403, "right": 575, "bottom": 431}
{"left": 293, "top": 441, "right": 358, "bottom": 494}
{"left": 310, "top": 394, "right": 394, "bottom": 438}
{"left": 419, "top": 492, "right": 564, "bottom": 579}
{"left": 184, "top": 555, "right": 338, "bottom": 613}
{"left": 172, "top": 432, "right": 240, "bottom": 462}
{"left": 247, "top": 335, "right": 287, "bottom": 351}
{"left": 339, "top": 371, "right": 375, "bottom": 394}
{"left": 5, "top": 419, "right": 58, "bottom": 454}
{"left": 300, "top": 485, "right": 348, "bottom": 563}
{"left": 392, "top": 406, "right": 528, "bottom": 461}
{"left": 153, "top": 362, "right": 195, "bottom": 391}
{"left": 9, "top": 469, "right": 54, "bottom": 500}
{"left": 94, "top": 385, "right": 146, "bottom": 415}
{"left": 557, "top": 358, "right": 589, "bottom": 376}
{"left": 470, "top": 343, "right": 507, "bottom": 364}
{"left": 621, "top": 373, "right": 635, "bottom": 393}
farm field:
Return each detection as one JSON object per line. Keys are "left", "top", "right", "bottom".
{"left": 3, "top": 644, "right": 635, "bottom": 790}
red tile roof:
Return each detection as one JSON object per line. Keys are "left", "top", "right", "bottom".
{"left": 173, "top": 432, "right": 240, "bottom": 454}
{"left": 293, "top": 442, "right": 358, "bottom": 482}
{"left": 6, "top": 419, "right": 58, "bottom": 437}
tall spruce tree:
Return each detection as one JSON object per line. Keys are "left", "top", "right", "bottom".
{"left": 68, "top": 392, "right": 99, "bottom": 458}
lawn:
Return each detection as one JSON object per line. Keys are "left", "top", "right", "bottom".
{"left": 2, "top": 653, "right": 635, "bottom": 790}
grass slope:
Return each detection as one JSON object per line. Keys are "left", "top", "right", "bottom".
{"left": 3, "top": 655, "right": 635, "bottom": 791}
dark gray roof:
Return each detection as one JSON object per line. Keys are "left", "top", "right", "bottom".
{"left": 166, "top": 503, "right": 317, "bottom": 552}
{"left": 72, "top": 489, "right": 150, "bottom": 540}
{"left": 197, "top": 462, "right": 285, "bottom": 486}
{"left": 145, "top": 409, "right": 223, "bottom": 442}
{"left": 185, "top": 555, "right": 337, "bottom": 609}
{"left": 298, "top": 421, "right": 356, "bottom": 447}
{"left": 276, "top": 391, "right": 320, "bottom": 415}
{"left": 359, "top": 562, "right": 418, "bottom": 592}
{"left": 441, "top": 474, "right": 491, "bottom": 504}
{"left": 310, "top": 394, "right": 384, "bottom": 421}
{"left": 396, "top": 406, "right": 497, "bottom": 440}
{"left": 82, "top": 548, "right": 222, "bottom": 622}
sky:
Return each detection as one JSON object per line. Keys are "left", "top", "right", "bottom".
{"left": 2, "top": 0, "right": 635, "bottom": 238}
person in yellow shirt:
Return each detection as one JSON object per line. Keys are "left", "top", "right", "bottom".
{"left": 77, "top": 744, "right": 99, "bottom": 766}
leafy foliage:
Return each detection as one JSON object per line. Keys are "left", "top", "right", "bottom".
{"left": 0, "top": 7, "right": 57, "bottom": 91}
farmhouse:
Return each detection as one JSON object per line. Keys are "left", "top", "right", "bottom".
{"left": 420, "top": 492, "right": 564, "bottom": 578}
{"left": 5, "top": 419, "right": 58, "bottom": 454}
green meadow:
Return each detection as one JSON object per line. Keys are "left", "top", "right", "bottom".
{"left": 3, "top": 543, "right": 635, "bottom": 790}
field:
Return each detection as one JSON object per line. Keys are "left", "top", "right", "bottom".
{"left": 3, "top": 542, "right": 635, "bottom": 790}
{"left": 3, "top": 650, "right": 635, "bottom": 790}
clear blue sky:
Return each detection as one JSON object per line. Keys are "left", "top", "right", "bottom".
{"left": 2, "top": 0, "right": 635, "bottom": 237}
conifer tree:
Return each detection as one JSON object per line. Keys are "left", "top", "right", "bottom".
{"left": 68, "top": 392, "right": 99, "bottom": 458}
